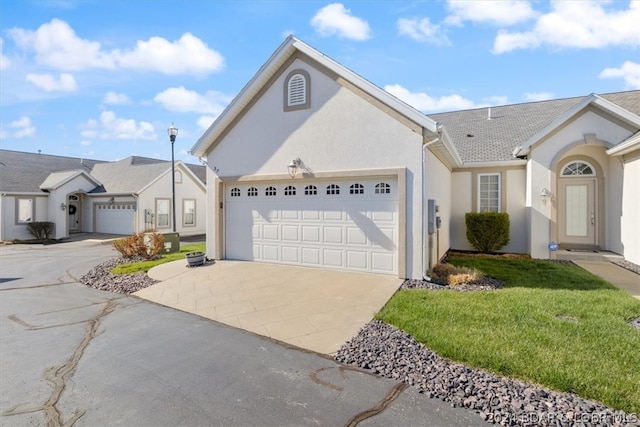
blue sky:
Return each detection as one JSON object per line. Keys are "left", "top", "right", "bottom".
{"left": 1, "top": 0, "right": 638, "bottom": 164}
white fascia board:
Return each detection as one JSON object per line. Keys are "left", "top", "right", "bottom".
{"left": 191, "top": 36, "right": 440, "bottom": 157}
{"left": 0, "top": 192, "right": 49, "bottom": 196}
{"left": 436, "top": 128, "right": 463, "bottom": 167}
{"left": 607, "top": 132, "right": 640, "bottom": 156}
{"left": 39, "top": 170, "right": 102, "bottom": 191}
{"left": 459, "top": 160, "right": 528, "bottom": 168}
{"left": 513, "top": 94, "right": 640, "bottom": 157}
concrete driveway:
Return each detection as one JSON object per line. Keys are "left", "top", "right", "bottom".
{"left": 1, "top": 240, "right": 488, "bottom": 426}
{"left": 138, "top": 261, "right": 402, "bottom": 354}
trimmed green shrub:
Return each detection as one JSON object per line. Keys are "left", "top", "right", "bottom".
{"left": 465, "top": 212, "right": 510, "bottom": 253}
{"left": 26, "top": 221, "right": 54, "bottom": 240}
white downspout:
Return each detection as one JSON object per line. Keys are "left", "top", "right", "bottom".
{"left": 422, "top": 123, "right": 442, "bottom": 281}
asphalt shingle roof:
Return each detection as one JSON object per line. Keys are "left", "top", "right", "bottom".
{"left": 0, "top": 149, "right": 105, "bottom": 193}
{"left": 429, "top": 90, "right": 640, "bottom": 164}
{"left": 0, "top": 151, "right": 206, "bottom": 193}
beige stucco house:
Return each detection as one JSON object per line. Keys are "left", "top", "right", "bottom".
{"left": 191, "top": 36, "right": 640, "bottom": 278}
{"left": 0, "top": 151, "right": 207, "bottom": 241}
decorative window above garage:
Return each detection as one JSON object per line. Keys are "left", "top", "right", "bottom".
{"left": 247, "top": 187, "right": 258, "bottom": 197}
{"left": 265, "top": 186, "right": 277, "bottom": 196}
{"left": 350, "top": 183, "right": 364, "bottom": 194}
{"left": 284, "top": 69, "right": 310, "bottom": 111}
{"left": 304, "top": 185, "right": 317, "bottom": 195}
{"left": 230, "top": 188, "right": 241, "bottom": 197}
{"left": 284, "top": 185, "right": 296, "bottom": 196}
{"left": 375, "top": 182, "right": 391, "bottom": 194}
{"left": 326, "top": 184, "right": 340, "bottom": 195}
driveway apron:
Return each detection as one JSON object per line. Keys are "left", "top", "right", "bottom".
{"left": 138, "top": 260, "right": 402, "bottom": 355}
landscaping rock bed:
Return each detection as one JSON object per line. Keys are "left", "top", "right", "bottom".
{"left": 80, "top": 257, "right": 157, "bottom": 294}
{"left": 401, "top": 277, "right": 503, "bottom": 291}
{"left": 336, "top": 320, "right": 638, "bottom": 427}
{"left": 613, "top": 259, "right": 640, "bottom": 276}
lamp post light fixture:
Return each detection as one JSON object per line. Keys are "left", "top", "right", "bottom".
{"left": 168, "top": 123, "right": 178, "bottom": 232}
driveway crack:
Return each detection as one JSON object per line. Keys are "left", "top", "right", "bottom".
{"left": 2, "top": 299, "right": 118, "bottom": 426}
{"left": 343, "top": 382, "right": 409, "bottom": 427}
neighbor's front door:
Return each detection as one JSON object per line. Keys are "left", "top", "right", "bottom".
{"left": 68, "top": 202, "right": 79, "bottom": 232}
{"left": 559, "top": 178, "right": 596, "bottom": 247}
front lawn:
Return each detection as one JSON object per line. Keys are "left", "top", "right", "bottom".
{"left": 111, "top": 243, "right": 206, "bottom": 274}
{"left": 377, "top": 257, "right": 640, "bottom": 413}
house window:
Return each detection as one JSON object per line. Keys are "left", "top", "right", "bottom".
{"left": 183, "top": 199, "right": 196, "bottom": 227}
{"left": 247, "top": 187, "right": 258, "bottom": 197}
{"left": 156, "top": 198, "right": 171, "bottom": 228}
{"left": 478, "top": 173, "right": 501, "bottom": 212}
{"left": 326, "top": 184, "right": 340, "bottom": 195}
{"left": 375, "top": 183, "right": 391, "bottom": 194}
{"left": 284, "top": 69, "right": 311, "bottom": 111}
{"left": 562, "top": 161, "right": 595, "bottom": 176}
{"left": 265, "top": 186, "right": 277, "bottom": 196}
{"left": 17, "top": 198, "right": 34, "bottom": 223}
{"left": 350, "top": 183, "right": 364, "bottom": 195}
{"left": 174, "top": 170, "right": 182, "bottom": 184}
{"left": 284, "top": 186, "right": 296, "bottom": 196}
{"left": 230, "top": 188, "right": 241, "bottom": 197}
{"left": 304, "top": 185, "right": 317, "bottom": 195}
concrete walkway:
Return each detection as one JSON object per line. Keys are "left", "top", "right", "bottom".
{"left": 554, "top": 249, "right": 640, "bottom": 299}
{"left": 136, "top": 260, "right": 402, "bottom": 355}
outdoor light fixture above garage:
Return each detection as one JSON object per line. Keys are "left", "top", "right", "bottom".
{"left": 288, "top": 158, "right": 301, "bottom": 178}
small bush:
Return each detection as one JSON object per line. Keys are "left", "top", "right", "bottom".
{"left": 113, "top": 232, "right": 165, "bottom": 259}
{"left": 465, "top": 212, "right": 510, "bottom": 253}
{"left": 26, "top": 221, "right": 54, "bottom": 240}
{"left": 429, "top": 262, "right": 484, "bottom": 286}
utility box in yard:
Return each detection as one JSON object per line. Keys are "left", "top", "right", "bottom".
{"left": 162, "top": 232, "right": 180, "bottom": 254}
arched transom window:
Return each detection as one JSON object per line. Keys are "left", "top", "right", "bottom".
{"left": 562, "top": 161, "right": 595, "bottom": 176}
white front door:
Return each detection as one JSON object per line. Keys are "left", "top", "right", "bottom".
{"left": 224, "top": 178, "right": 398, "bottom": 274}
{"left": 68, "top": 202, "right": 79, "bottom": 232}
{"left": 559, "top": 179, "right": 596, "bottom": 246}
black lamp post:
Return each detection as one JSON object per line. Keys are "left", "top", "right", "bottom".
{"left": 167, "top": 123, "right": 178, "bottom": 232}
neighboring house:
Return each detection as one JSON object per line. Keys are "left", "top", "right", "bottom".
{"left": 191, "top": 36, "right": 640, "bottom": 279}
{"left": 0, "top": 150, "right": 207, "bottom": 241}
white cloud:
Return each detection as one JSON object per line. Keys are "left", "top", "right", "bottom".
{"left": 397, "top": 18, "right": 450, "bottom": 46}
{"left": 81, "top": 111, "right": 155, "bottom": 140}
{"left": 445, "top": 0, "right": 537, "bottom": 26}
{"left": 80, "top": 140, "right": 92, "bottom": 146}
{"left": 102, "top": 91, "right": 131, "bottom": 105}
{"left": 311, "top": 3, "right": 371, "bottom": 41}
{"left": 25, "top": 72, "right": 77, "bottom": 92}
{"left": 197, "top": 115, "right": 216, "bottom": 130}
{"left": 8, "top": 19, "right": 224, "bottom": 75}
{"left": 0, "top": 38, "right": 11, "bottom": 70}
{"left": 600, "top": 61, "right": 640, "bottom": 89}
{"left": 154, "top": 86, "right": 232, "bottom": 115}
{"left": 384, "top": 84, "right": 486, "bottom": 112}
{"left": 493, "top": 1, "right": 640, "bottom": 54}
{"left": 524, "top": 92, "right": 555, "bottom": 102}
{"left": 9, "top": 19, "right": 114, "bottom": 70}
{"left": 114, "top": 33, "right": 224, "bottom": 75}
{"left": 2, "top": 116, "right": 36, "bottom": 138}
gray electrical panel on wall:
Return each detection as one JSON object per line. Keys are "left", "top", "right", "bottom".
{"left": 427, "top": 199, "right": 436, "bottom": 234}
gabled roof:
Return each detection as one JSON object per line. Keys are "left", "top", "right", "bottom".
{"left": 39, "top": 170, "right": 101, "bottom": 191}
{"left": 90, "top": 156, "right": 206, "bottom": 194}
{"left": 191, "top": 35, "right": 447, "bottom": 160}
{"left": 0, "top": 149, "right": 106, "bottom": 193}
{"left": 429, "top": 90, "right": 640, "bottom": 163}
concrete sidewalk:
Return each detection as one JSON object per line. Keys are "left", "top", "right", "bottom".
{"left": 572, "top": 260, "right": 640, "bottom": 299}
{"left": 137, "top": 260, "right": 402, "bottom": 355}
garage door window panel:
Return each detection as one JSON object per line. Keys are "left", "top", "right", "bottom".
{"left": 350, "top": 183, "right": 364, "bottom": 195}
{"left": 304, "top": 185, "right": 317, "bottom": 195}
{"left": 326, "top": 184, "right": 340, "bottom": 195}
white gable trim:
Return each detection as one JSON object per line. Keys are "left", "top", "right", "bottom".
{"left": 136, "top": 161, "right": 206, "bottom": 194}
{"left": 607, "top": 131, "right": 640, "bottom": 156}
{"left": 191, "top": 35, "right": 445, "bottom": 158}
{"left": 513, "top": 94, "right": 640, "bottom": 157}
{"left": 39, "top": 170, "right": 102, "bottom": 191}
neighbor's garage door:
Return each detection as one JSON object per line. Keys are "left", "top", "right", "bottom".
{"left": 95, "top": 203, "right": 135, "bottom": 234}
{"left": 225, "top": 178, "right": 398, "bottom": 274}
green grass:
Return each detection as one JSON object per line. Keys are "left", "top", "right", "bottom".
{"left": 377, "top": 257, "right": 640, "bottom": 413}
{"left": 111, "top": 243, "right": 206, "bottom": 274}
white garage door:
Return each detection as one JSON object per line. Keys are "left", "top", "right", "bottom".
{"left": 95, "top": 203, "right": 135, "bottom": 235}
{"left": 225, "top": 178, "right": 398, "bottom": 274}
